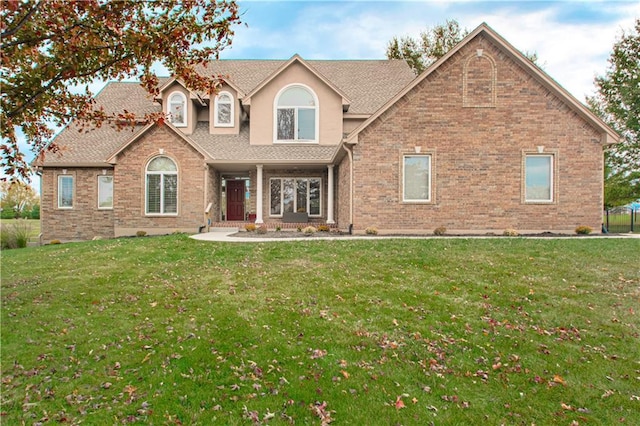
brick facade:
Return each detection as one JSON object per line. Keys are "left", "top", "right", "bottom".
{"left": 348, "top": 34, "right": 605, "bottom": 234}
{"left": 112, "top": 126, "right": 207, "bottom": 237}
{"left": 40, "top": 26, "right": 614, "bottom": 241}
{"left": 40, "top": 168, "right": 115, "bottom": 242}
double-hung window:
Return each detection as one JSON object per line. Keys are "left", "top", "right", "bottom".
{"left": 58, "top": 175, "right": 74, "bottom": 209}
{"left": 214, "top": 92, "right": 234, "bottom": 127}
{"left": 524, "top": 154, "right": 554, "bottom": 202}
{"left": 270, "top": 178, "right": 321, "bottom": 216}
{"left": 403, "top": 155, "right": 431, "bottom": 202}
{"left": 146, "top": 156, "right": 178, "bottom": 215}
{"left": 98, "top": 176, "right": 113, "bottom": 209}
{"left": 275, "top": 85, "right": 317, "bottom": 142}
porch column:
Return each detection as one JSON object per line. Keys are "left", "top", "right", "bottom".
{"left": 255, "top": 164, "right": 264, "bottom": 224}
{"left": 327, "top": 165, "right": 335, "bottom": 224}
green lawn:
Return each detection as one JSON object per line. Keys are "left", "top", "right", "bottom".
{"left": 2, "top": 235, "right": 639, "bottom": 425}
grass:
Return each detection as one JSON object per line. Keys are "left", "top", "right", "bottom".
{"left": 2, "top": 235, "right": 639, "bottom": 425}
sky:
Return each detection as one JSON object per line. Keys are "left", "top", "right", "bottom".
{"left": 13, "top": 0, "right": 640, "bottom": 187}
{"left": 223, "top": 0, "right": 638, "bottom": 101}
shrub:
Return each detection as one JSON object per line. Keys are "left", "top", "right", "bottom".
{"left": 575, "top": 225, "right": 593, "bottom": 235}
{"left": 275, "top": 226, "right": 281, "bottom": 232}
{"left": 30, "top": 204, "right": 40, "bottom": 220}
{"left": 303, "top": 226, "right": 317, "bottom": 234}
{"left": 317, "top": 225, "right": 330, "bottom": 232}
{"left": 433, "top": 226, "right": 447, "bottom": 236}
{"left": 503, "top": 229, "right": 519, "bottom": 237}
{"left": 136, "top": 230, "right": 147, "bottom": 237}
{"left": 256, "top": 225, "right": 268, "bottom": 234}
{"left": 0, "top": 220, "right": 32, "bottom": 249}
{"left": 245, "top": 224, "right": 257, "bottom": 232}
{"left": 1, "top": 227, "right": 15, "bottom": 249}
{"left": 365, "top": 226, "right": 378, "bottom": 235}
{"left": 296, "top": 226, "right": 302, "bottom": 232}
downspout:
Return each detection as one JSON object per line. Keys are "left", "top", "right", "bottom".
{"left": 342, "top": 143, "right": 354, "bottom": 234}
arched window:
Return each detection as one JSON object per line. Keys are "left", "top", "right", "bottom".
{"left": 275, "top": 85, "right": 318, "bottom": 142}
{"left": 214, "top": 91, "right": 234, "bottom": 127}
{"left": 168, "top": 91, "right": 187, "bottom": 127}
{"left": 146, "top": 156, "right": 178, "bottom": 215}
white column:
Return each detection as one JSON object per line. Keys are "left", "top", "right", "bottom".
{"left": 255, "top": 165, "right": 264, "bottom": 224}
{"left": 327, "top": 165, "right": 335, "bottom": 224}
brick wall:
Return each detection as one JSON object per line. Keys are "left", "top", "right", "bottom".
{"left": 352, "top": 34, "right": 605, "bottom": 234}
{"left": 112, "top": 125, "right": 207, "bottom": 236}
{"left": 40, "top": 168, "right": 115, "bottom": 242}
{"left": 336, "top": 154, "right": 351, "bottom": 230}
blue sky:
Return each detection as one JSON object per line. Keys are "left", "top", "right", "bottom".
{"left": 14, "top": 1, "right": 640, "bottom": 186}
{"left": 223, "top": 0, "right": 638, "bottom": 101}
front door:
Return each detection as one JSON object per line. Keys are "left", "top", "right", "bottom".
{"left": 226, "top": 180, "right": 245, "bottom": 221}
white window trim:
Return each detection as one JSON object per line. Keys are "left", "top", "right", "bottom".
{"left": 269, "top": 177, "right": 322, "bottom": 217}
{"left": 402, "top": 154, "right": 432, "bottom": 203}
{"left": 273, "top": 83, "right": 319, "bottom": 144}
{"left": 524, "top": 153, "right": 555, "bottom": 203}
{"left": 97, "top": 175, "right": 113, "bottom": 210}
{"left": 58, "top": 175, "right": 74, "bottom": 209}
{"left": 145, "top": 156, "right": 179, "bottom": 216}
{"left": 214, "top": 91, "right": 234, "bottom": 127}
{"left": 167, "top": 91, "right": 187, "bottom": 127}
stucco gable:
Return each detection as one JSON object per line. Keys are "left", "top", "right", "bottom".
{"left": 345, "top": 22, "right": 619, "bottom": 146}
{"left": 242, "top": 55, "right": 351, "bottom": 108}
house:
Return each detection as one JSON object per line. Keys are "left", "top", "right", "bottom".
{"left": 36, "top": 23, "right": 618, "bottom": 241}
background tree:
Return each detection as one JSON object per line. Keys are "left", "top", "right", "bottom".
{"left": 0, "top": 181, "right": 39, "bottom": 219}
{"left": 386, "top": 19, "right": 468, "bottom": 75}
{"left": 1, "top": 0, "right": 242, "bottom": 181}
{"left": 587, "top": 19, "right": 640, "bottom": 207}
{"left": 386, "top": 19, "right": 541, "bottom": 76}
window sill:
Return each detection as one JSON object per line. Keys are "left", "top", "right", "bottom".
{"left": 273, "top": 140, "right": 319, "bottom": 144}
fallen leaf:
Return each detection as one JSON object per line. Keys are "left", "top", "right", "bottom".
{"left": 395, "top": 396, "right": 405, "bottom": 409}
{"left": 553, "top": 375, "right": 566, "bottom": 385}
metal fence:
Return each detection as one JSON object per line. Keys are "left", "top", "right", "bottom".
{"left": 603, "top": 207, "right": 638, "bottom": 233}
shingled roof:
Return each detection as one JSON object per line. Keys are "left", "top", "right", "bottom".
{"left": 40, "top": 59, "right": 415, "bottom": 166}
{"left": 196, "top": 59, "right": 414, "bottom": 114}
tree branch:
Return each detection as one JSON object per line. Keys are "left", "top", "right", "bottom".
{"left": 0, "top": 0, "right": 42, "bottom": 40}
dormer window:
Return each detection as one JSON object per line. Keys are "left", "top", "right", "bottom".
{"left": 168, "top": 91, "right": 187, "bottom": 127}
{"left": 214, "top": 91, "right": 234, "bottom": 127}
{"left": 275, "top": 84, "right": 318, "bottom": 142}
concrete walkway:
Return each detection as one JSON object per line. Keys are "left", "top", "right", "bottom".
{"left": 190, "top": 229, "right": 640, "bottom": 243}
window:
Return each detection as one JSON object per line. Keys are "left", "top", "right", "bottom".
{"left": 146, "top": 156, "right": 178, "bottom": 215}
{"left": 275, "top": 85, "right": 317, "bottom": 142}
{"left": 214, "top": 92, "right": 234, "bottom": 127}
{"left": 270, "top": 178, "right": 321, "bottom": 216}
{"left": 58, "top": 175, "right": 73, "bottom": 209}
{"left": 98, "top": 176, "right": 113, "bottom": 209}
{"left": 168, "top": 92, "right": 187, "bottom": 127}
{"left": 403, "top": 155, "right": 431, "bottom": 202}
{"left": 525, "top": 154, "right": 553, "bottom": 202}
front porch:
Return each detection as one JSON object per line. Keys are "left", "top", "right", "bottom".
{"left": 211, "top": 164, "right": 338, "bottom": 227}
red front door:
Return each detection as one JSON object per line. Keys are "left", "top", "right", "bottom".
{"left": 226, "top": 180, "right": 245, "bottom": 221}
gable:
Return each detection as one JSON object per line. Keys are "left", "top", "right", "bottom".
{"left": 347, "top": 23, "right": 619, "bottom": 146}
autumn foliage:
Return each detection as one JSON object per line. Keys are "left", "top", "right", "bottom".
{"left": 1, "top": 0, "right": 242, "bottom": 180}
